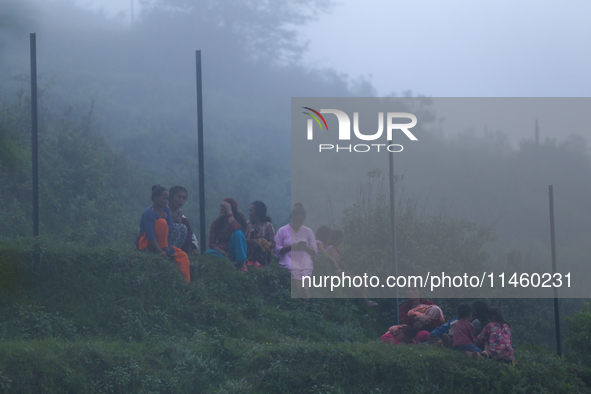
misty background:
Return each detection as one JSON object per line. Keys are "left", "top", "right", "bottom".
{"left": 0, "top": 0, "right": 590, "bottom": 286}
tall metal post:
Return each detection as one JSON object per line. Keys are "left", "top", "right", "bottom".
{"left": 548, "top": 185, "right": 562, "bottom": 356}
{"left": 196, "top": 51, "right": 206, "bottom": 251}
{"left": 30, "top": 33, "right": 39, "bottom": 237}
{"left": 388, "top": 139, "right": 399, "bottom": 324}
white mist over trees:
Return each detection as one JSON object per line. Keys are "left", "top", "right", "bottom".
{"left": 0, "top": 0, "right": 589, "bottom": 278}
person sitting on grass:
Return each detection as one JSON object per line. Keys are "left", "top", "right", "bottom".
{"left": 452, "top": 303, "right": 487, "bottom": 360}
{"left": 168, "top": 185, "right": 200, "bottom": 255}
{"left": 244, "top": 200, "right": 275, "bottom": 269}
{"left": 471, "top": 300, "right": 490, "bottom": 337}
{"left": 399, "top": 285, "right": 443, "bottom": 333}
{"left": 314, "top": 225, "right": 342, "bottom": 273}
{"left": 475, "top": 307, "right": 514, "bottom": 363}
{"left": 382, "top": 304, "right": 443, "bottom": 344}
{"left": 325, "top": 229, "right": 351, "bottom": 274}
{"left": 274, "top": 203, "right": 317, "bottom": 298}
{"left": 137, "top": 184, "right": 190, "bottom": 283}
{"left": 428, "top": 317, "right": 458, "bottom": 347}
{"left": 206, "top": 198, "right": 249, "bottom": 272}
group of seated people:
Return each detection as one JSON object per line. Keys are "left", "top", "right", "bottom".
{"left": 136, "top": 186, "right": 357, "bottom": 298}
{"left": 138, "top": 186, "right": 513, "bottom": 362}
{"left": 137, "top": 184, "right": 280, "bottom": 282}
{"left": 381, "top": 289, "right": 514, "bottom": 363}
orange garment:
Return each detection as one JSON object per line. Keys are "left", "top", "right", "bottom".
{"left": 408, "top": 304, "right": 445, "bottom": 324}
{"left": 139, "top": 218, "right": 190, "bottom": 283}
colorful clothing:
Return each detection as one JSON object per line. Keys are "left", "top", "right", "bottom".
{"left": 475, "top": 322, "right": 514, "bottom": 361}
{"left": 429, "top": 318, "right": 458, "bottom": 338}
{"left": 138, "top": 207, "right": 190, "bottom": 283}
{"left": 274, "top": 224, "right": 317, "bottom": 280}
{"left": 380, "top": 326, "right": 430, "bottom": 344}
{"left": 399, "top": 299, "right": 442, "bottom": 332}
{"left": 408, "top": 304, "right": 445, "bottom": 325}
{"left": 169, "top": 222, "right": 188, "bottom": 250}
{"left": 169, "top": 210, "right": 199, "bottom": 255}
{"left": 208, "top": 218, "right": 242, "bottom": 254}
{"left": 181, "top": 216, "right": 200, "bottom": 254}
{"left": 206, "top": 230, "right": 247, "bottom": 265}
{"left": 139, "top": 206, "right": 173, "bottom": 241}
{"left": 245, "top": 221, "right": 275, "bottom": 266}
{"left": 452, "top": 319, "right": 477, "bottom": 348}
{"left": 207, "top": 218, "right": 247, "bottom": 266}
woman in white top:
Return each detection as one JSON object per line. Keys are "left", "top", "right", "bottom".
{"left": 274, "top": 203, "right": 317, "bottom": 298}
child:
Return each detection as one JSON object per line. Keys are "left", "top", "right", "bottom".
{"left": 428, "top": 318, "right": 458, "bottom": 347}
{"left": 325, "top": 228, "right": 377, "bottom": 307}
{"left": 452, "top": 304, "right": 486, "bottom": 360}
{"left": 314, "top": 225, "right": 342, "bottom": 273}
{"left": 471, "top": 300, "right": 490, "bottom": 336}
{"left": 475, "top": 307, "right": 514, "bottom": 362}
{"left": 325, "top": 229, "right": 350, "bottom": 274}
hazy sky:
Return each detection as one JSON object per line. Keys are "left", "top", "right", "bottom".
{"left": 301, "top": 1, "right": 591, "bottom": 97}
{"left": 74, "top": 0, "right": 591, "bottom": 100}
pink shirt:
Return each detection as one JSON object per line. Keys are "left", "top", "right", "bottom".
{"left": 475, "top": 322, "right": 514, "bottom": 361}
{"left": 274, "top": 224, "right": 317, "bottom": 271}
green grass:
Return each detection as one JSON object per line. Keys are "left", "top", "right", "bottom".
{"left": 0, "top": 238, "right": 589, "bottom": 393}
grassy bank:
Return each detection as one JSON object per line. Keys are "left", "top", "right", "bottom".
{"left": 0, "top": 239, "right": 588, "bottom": 393}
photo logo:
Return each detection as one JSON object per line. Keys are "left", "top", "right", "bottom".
{"left": 302, "top": 107, "right": 329, "bottom": 132}
{"left": 303, "top": 108, "right": 418, "bottom": 153}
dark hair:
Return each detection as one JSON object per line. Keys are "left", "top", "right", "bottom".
{"left": 169, "top": 186, "right": 188, "bottom": 199}
{"left": 151, "top": 184, "right": 168, "bottom": 201}
{"left": 214, "top": 198, "right": 247, "bottom": 232}
{"left": 488, "top": 307, "right": 510, "bottom": 328}
{"left": 457, "top": 303, "right": 472, "bottom": 319}
{"left": 291, "top": 203, "right": 306, "bottom": 218}
{"left": 251, "top": 200, "right": 271, "bottom": 223}
{"left": 471, "top": 300, "right": 489, "bottom": 322}
{"left": 316, "top": 225, "right": 331, "bottom": 242}
{"left": 329, "top": 229, "right": 344, "bottom": 244}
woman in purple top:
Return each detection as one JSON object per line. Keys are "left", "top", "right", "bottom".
{"left": 274, "top": 203, "right": 317, "bottom": 298}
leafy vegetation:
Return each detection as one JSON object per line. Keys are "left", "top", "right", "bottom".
{"left": 1, "top": 2, "right": 591, "bottom": 392}
{"left": 0, "top": 240, "right": 589, "bottom": 393}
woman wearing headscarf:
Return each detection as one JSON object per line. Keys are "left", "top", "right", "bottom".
{"left": 206, "top": 198, "right": 249, "bottom": 272}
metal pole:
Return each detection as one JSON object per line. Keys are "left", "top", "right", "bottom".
{"left": 388, "top": 139, "right": 399, "bottom": 325}
{"left": 196, "top": 50, "right": 206, "bottom": 251}
{"left": 30, "top": 33, "right": 39, "bottom": 237}
{"left": 548, "top": 185, "right": 561, "bottom": 356}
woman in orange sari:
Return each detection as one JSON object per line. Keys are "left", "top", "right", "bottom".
{"left": 137, "top": 184, "right": 190, "bottom": 283}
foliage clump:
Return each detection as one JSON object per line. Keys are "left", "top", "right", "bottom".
{"left": 0, "top": 240, "right": 589, "bottom": 392}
